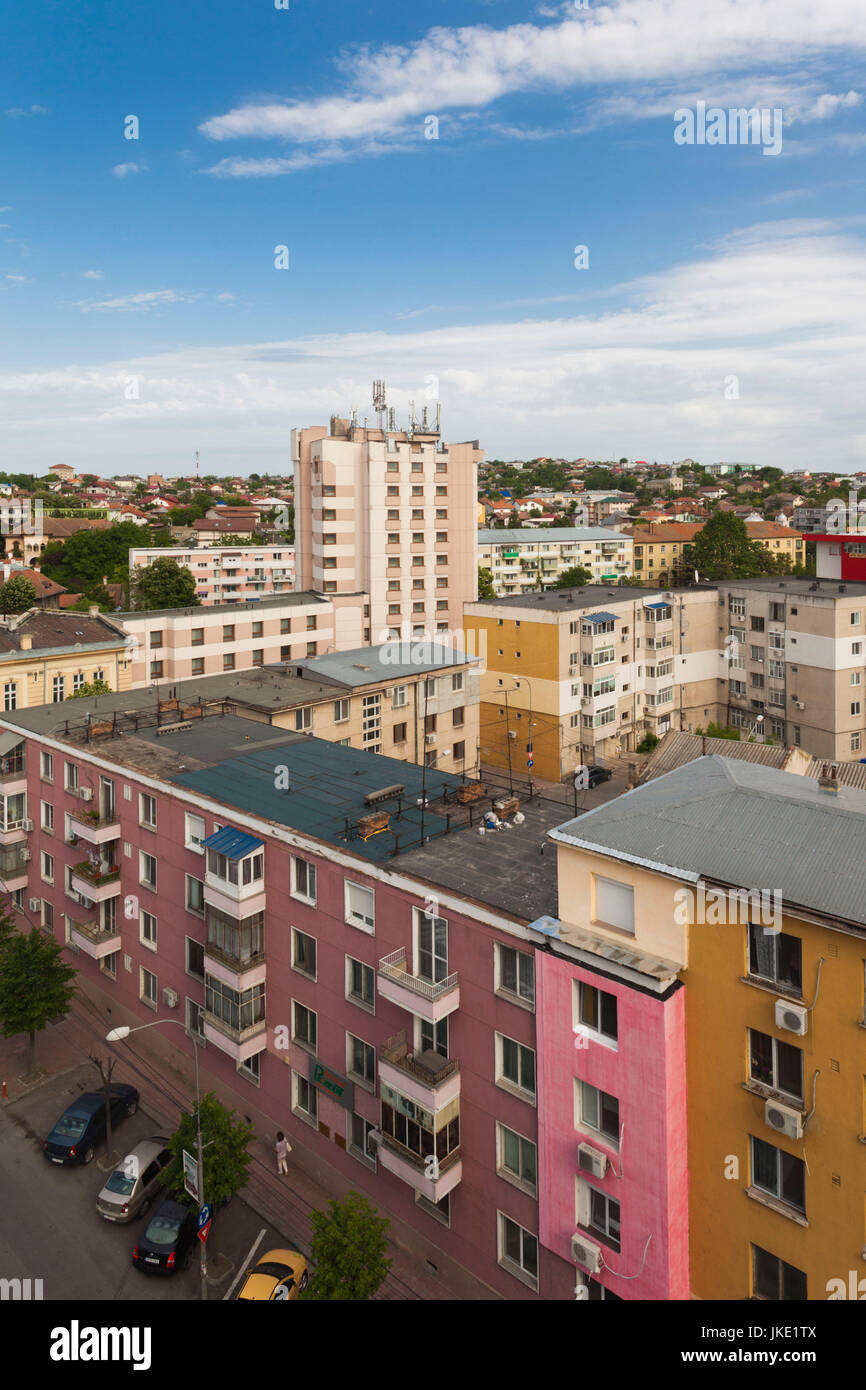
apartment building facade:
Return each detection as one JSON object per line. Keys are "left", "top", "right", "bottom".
{"left": 0, "top": 610, "right": 134, "bottom": 713}
{"left": 292, "top": 414, "right": 482, "bottom": 643}
{"left": 550, "top": 757, "right": 866, "bottom": 1300}
{"left": 463, "top": 588, "right": 723, "bottom": 780}
{"left": 478, "top": 528, "right": 633, "bottom": 595}
{"left": 632, "top": 522, "right": 804, "bottom": 585}
{"left": 716, "top": 578, "right": 866, "bottom": 758}
{"left": 129, "top": 545, "right": 296, "bottom": 605}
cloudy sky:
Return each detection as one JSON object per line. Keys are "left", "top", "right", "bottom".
{"left": 2, "top": 0, "right": 865, "bottom": 473}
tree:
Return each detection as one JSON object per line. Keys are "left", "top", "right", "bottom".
{"left": 689, "top": 512, "right": 770, "bottom": 581}
{"left": 0, "top": 928, "right": 77, "bottom": 1074}
{"left": 67, "top": 679, "right": 112, "bottom": 699}
{"left": 130, "top": 557, "right": 199, "bottom": 610}
{"left": 40, "top": 521, "right": 153, "bottom": 597}
{"left": 163, "top": 1092, "right": 253, "bottom": 1208}
{"left": 478, "top": 567, "right": 496, "bottom": 599}
{"left": 300, "top": 1192, "right": 392, "bottom": 1301}
{"left": 553, "top": 566, "right": 592, "bottom": 589}
{"left": 0, "top": 575, "right": 37, "bottom": 614}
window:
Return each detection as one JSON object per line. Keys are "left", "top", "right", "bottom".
{"left": 139, "top": 851, "right": 157, "bottom": 891}
{"left": 52, "top": 675, "right": 65, "bottom": 702}
{"left": 149, "top": 661, "right": 163, "bottom": 680}
{"left": 453, "top": 740, "right": 465, "bottom": 761}
{"left": 346, "top": 956, "right": 375, "bottom": 1010}
{"left": 750, "top": 616, "right": 765, "bottom": 632}
{"left": 577, "top": 1080, "right": 620, "bottom": 1143}
{"left": 291, "top": 857, "right": 317, "bottom": 904}
{"left": 191, "top": 627, "right": 204, "bottom": 646}
{"left": 349, "top": 1113, "right": 378, "bottom": 1166}
{"left": 414, "top": 906, "right": 448, "bottom": 983}
{"left": 853, "top": 702, "right": 861, "bottom": 717}
{"left": 41, "top": 751, "right": 53, "bottom": 782}
{"left": 750, "top": 1136, "right": 806, "bottom": 1213}
{"left": 3, "top": 682, "right": 17, "bottom": 711}
{"left": 223, "top": 625, "right": 235, "bottom": 641}
{"left": 186, "top": 875, "right": 205, "bottom": 915}
{"left": 748, "top": 923, "right": 802, "bottom": 992}
{"left": 451, "top": 705, "right": 465, "bottom": 728}
{"left": 41, "top": 851, "right": 54, "bottom": 884}
{"left": 186, "top": 937, "right": 205, "bottom": 980}
{"left": 334, "top": 698, "right": 349, "bottom": 723}
{"left": 496, "top": 1123, "right": 537, "bottom": 1194}
{"left": 393, "top": 722, "right": 407, "bottom": 743}
{"left": 579, "top": 1182, "right": 621, "bottom": 1252}
{"left": 140, "top": 911, "right": 157, "bottom": 950}
{"left": 139, "top": 793, "right": 157, "bottom": 829}
{"left": 345, "top": 880, "right": 375, "bottom": 932}
{"left": 495, "top": 943, "right": 535, "bottom": 1005}
{"left": 496, "top": 1033, "right": 536, "bottom": 1100}
{"left": 593, "top": 876, "right": 634, "bottom": 934}
{"left": 280, "top": 618, "right": 291, "bottom": 635}
{"left": 292, "top": 1001, "right": 317, "bottom": 1051}
{"left": 251, "top": 621, "right": 263, "bottom": 638}
{"left": 293, "top": 1071, "right": 318, "bottom": 1124}
{"left": 191, "top": 658, "right": 204, "bottom": 676}
{"left": 185, "top": 813, "right": 205, "bottom": 851}
{"left": 497, "top": 1213, "right": 538, "bottom": 1288}
{"left": 347, "top": 1033, "right": 376, "bottom": 1087}
{"left": 41, "top": 800, "right": 54, "bottom": 833}
{"left": 577, "top": 981, "right": 619, "bottom": 1043}
{"left": 749, "top": 1029, "right": 803, "bottom": 1102}
{"left": 752, "top": 1246, "right": 807, "bottom": 1301}
{"left": 292, "top": 929, "right": 317, "bottom": 979}
{"left": 223, "top": 653, "right": 235, "bottom": 671}
{"left": 451, "top": 672, "right": 464, "bottom": 692}
{"left": 140, "top": 967, "right": 157, "bottom": 1010}
{"left": 852, "top": 732, "right": 862, "bottom": 753}
{"left": 295, "top": 706, "right": 312, "bottom": 731}
{"left": 852, "top": 612, "right": 862, "bottom": 626}
{"left": 149, "top": 631, "right": 163, "bottom": 648}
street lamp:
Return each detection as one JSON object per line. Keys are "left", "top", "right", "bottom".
{"left": 513, "top": 677, "right": 535, "bottom": 791}
{"left": 106, "top": 1019, "right": 208, "bottom": 1301}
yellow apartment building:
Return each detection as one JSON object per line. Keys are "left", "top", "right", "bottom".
{"left": 632, "top": 522, "right": 805, "bottom": 585}
{"left": 0, "top": 609, "right": 133, "bottom": 711}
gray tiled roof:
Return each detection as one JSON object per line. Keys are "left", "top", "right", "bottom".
{"left": 550, "top": 755, "right": 866, "bottom": 928}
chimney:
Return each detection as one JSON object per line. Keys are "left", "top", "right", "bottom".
{"left": 88, "top": 604, "right": 99, "bottom": 617}
{"left": 818, "top": 762, "right": 839, "bottom": 794}
{"left": 20, "top": 634, "right": 32, "bottom": 650}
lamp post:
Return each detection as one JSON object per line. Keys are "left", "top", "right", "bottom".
{"left": 513, "top": 677, "right": 535, "bottom": 793}
{"left": 106, "top": 1019, "right": 208, "bottom": 1301}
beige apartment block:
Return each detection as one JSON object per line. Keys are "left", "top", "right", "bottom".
{"left": 478, "top": 527, "right": 633, "bottom": 594}
{"left": 111, "top": 592, "right": 362, "bottom": 688}
{"left": 129, "top": 544, "right": 295, "bottom": 605}
{"left": 0, "top": 609, "right": 133, "bottom": 712}
{"left": 292, "top": 411, "right": 482, "bottom": 645}
{"left": 716, "top": 577, "right": 866, "bottom": 759}
{"left": 464, "top": 586, "right": 723, "bottom": 780}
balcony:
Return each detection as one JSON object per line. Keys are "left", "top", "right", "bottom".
{"left": 0, "top": 840, "right": 30, "bottom": 890}
{"left": 70, "top": 861, "right": 122, "bottom": 903}
{"left": 70, "top": 808, "right": 121, "bottom": 846}
{"left": 377, "top": 948, "right": 460, "bottom": 1022}
{"left": 69, "top": 918, "right": 121, "bottom": 960}
{"left": 378, "top": 1137, "right": 462, "bottom": 1202}
{"left": 203, "top": 943, "right": 267, "bottom": 993}
{"left": 378, "top": 1033, "right": 461, "bottom": 1111}
{"left": 203, "top": 1012, "right": 266, "bottom": 1063}
{"left": 0, "top": 751, "right": 26, "bottom": 796}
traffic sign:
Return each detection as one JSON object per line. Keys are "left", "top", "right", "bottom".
{"left": 197, "top": 1204, "right": 212, "bottom": 1230}
{"left": 526, "top": 757, "right": 534, "bottom": 769}
{"left": 197, "top": 1220, "right": 212, "bottom": 1244}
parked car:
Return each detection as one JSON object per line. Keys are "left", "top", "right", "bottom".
{"left": 43, "top": 1085, "right": 139, "bottom": 1166}
{"left": 235, "top": 1249, "right": 309, "bottom": 1300}
{"left": 96, "top": 1138, "right": 172, "bottom": 1222}
{"left": 586, "top": 766, "right": 612, "bottom": 788}
{"left": 132, "top": 1197, "right": 198, "bottom": 1274}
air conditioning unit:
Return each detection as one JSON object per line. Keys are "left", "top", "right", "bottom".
{"left": 20, "top": 848, "right": 31, "bottom": 862}
{"left": 775, "top": 998, "right": 808, "bottom": 1036}
{"left": 507, "top": 730, "right": 516, "bottom": 739}
{"left": 79, "top": 788, "right": 93, "bottom": 801}
{"left": 571, "top": 1234, "right": 603, "bottom": 1274}
{"left": 581, "top": 698, "right": 592, "bottom": 709}
{"left": 21, "top": 818, "right": 34, "bottom": 832}
{"left": 578, "top": 1142, "right": 609, "bottom": 1179}
{"left": 795, "top": 701, "right": 805, "bottom": 710}
{"left": 162, "top": 987, "right": 179, "bottom": 1009}
{"left": 28, "top": 897, "right": 41, "bottom": 911}
{"left": 764, "top": 1098, "right": 803, "bottom": 1140}
{"left": 425, "top": 733, "right": 436, "bottom": 744}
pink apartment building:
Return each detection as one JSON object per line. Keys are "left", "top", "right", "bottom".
{"left": 0, "top": 685, "right": 691, "bottom": 1299}
{"left": 129, "top": 545, "right": 295, "bottom": 605}
{"left": 292, "top": 406, "right": 482, "bottom": 645}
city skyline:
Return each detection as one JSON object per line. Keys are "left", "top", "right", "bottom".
{"left": 1, "top": 0, "right": 865, "bottom": 472}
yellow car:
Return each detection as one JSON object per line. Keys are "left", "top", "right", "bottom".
{"left": 236, "top": 1248, "right": 309, "bottom": 1300}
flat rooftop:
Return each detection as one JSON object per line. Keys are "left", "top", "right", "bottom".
{"left": 295, "top": 642, "right": 477, "bottom": 687}
{"left": 114, "top": 590, "right": 329, "bottom": 620}
{"left": 477, "top": 527, "right": 631, "bottom": 544}
{"left": 468, "top": 585, "right": 715, "bottom": 612}
{"left": 716, "top": 577, "right": 866, "bottom": 596}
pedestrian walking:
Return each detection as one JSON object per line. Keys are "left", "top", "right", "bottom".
{"left": 275, "top": 1130, "right": 291, "bottom": 1175}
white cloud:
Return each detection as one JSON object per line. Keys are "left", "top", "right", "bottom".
{"left": 111, "top": 162, "right": 148, "bottom": 178}
{"left": 4, "top": 274, "right": 31, "bottom": 283}
{"left": 4, "top": 104, "right": 49, "bottom": 117}
{"left": 199, "top": 0, "right": 866, "bottom": 171}
{"left": 5, "top": 223, "right": 866, "bottom": 471}
{"left": 73, "top": 289, "right": 196, "bottom": 313}
{"left": 82, "top": 269, "right": 104, "bottom": 280}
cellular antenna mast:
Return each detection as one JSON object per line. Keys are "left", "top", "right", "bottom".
{"left": 373, "top": 379, "right": 387, "bottom": 433}
{"left": 195, "top": 450, "right": 199, "bottom": 477}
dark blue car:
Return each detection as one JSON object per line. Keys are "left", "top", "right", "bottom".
{"left": 132, "top": 1197, "right": 198, "bottom": 1274}
{"left": 43, "top": 1084, "right": 139, "bottom": 1165}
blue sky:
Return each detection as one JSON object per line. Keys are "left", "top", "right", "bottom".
{"left": 2, "top": 0, "right": 866, "bottom": 473}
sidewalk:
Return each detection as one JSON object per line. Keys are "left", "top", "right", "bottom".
{"left": 0, "top": 992, "right": 497, "bottom": 1302}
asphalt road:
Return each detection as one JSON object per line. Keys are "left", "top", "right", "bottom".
{"left": 0, "top": 1065, "right": 296, "bottom": 1302}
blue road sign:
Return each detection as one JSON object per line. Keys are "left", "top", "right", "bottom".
{"left": 198, "top": 1203, "right": 212, "bottom": 1229}
{"left": 527, "top": 757, "right": 534, "bottom": 768}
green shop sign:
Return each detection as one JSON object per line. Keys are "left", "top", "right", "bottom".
{"left": 309, "top": 1057, "right": 354, "bottom": 1110}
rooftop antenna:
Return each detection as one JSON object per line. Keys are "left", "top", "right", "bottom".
{"left": 388, "top": 406, "right": 396, "bottom": 431}
{"left": 409, "top": 399, "right": 416, "bottom": 434}
{"left": 195, "top": 449, "right": 199, "bottom": 477}
{"left": 435, "top": 402, "right": 441, "bottom": 433}
{"left": 422, "top": 405, "right": 429, "bottom": 430}
{"left": 373, "top": 379, "right": 387, "bottom": 432}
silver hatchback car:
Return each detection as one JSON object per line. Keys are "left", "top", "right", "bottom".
{"left": 96, "top": 1137, "right": 172, "bottom": 1223}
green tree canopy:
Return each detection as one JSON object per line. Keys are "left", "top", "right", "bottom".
{"left": 478, "top": 566, "right": 496, "bottom": 599}
{"left": 67, "top": 679, "right": 112, "bottom": 699}
{"left": 553, "top": 565, "right": 593, "bottom": 589}
{"left": 0, "top": 928, "right": 77, "bottom": 1074}
{"left": 689, "top": 512, "right": 777, "bottom": 581}
{"left": 0, "top": 575, "right": 37, "bottom": 614}
{"left": 40, "top": 521, "right": 154, "bottom": 598}
{"left": 130, "top": 557, "right": 199, "bottom": 610}
{"left": 300, "top": 1192, "right": 392, "bottom": 1301}
{"left": 163, "top": 1092, "right": 254, "bottom": 1208}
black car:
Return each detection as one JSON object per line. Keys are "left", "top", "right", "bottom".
{"left": 587, "top": 766, "right": 612, "bottom": 788}
{"left": 43, "top": 1085, "right": 139, "bottom": 1165}
{"left": 132, "top": 1197, "right": 198, "bottom": 1275}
